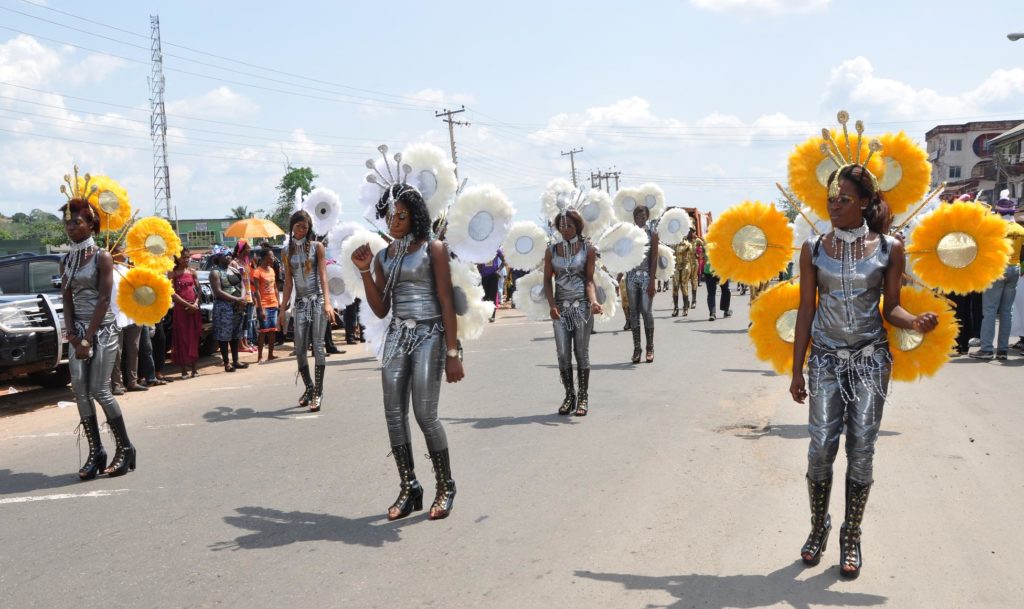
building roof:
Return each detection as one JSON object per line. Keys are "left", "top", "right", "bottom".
{"left": 989, "top": 122, "right": 1024, "bottom": 147}
{"left": 925, "top": 120, "right": 1024, "bottom": 140}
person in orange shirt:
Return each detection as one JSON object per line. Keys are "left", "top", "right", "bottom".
{"left": 252, "top": 248, "right": 280, "bottom": 363}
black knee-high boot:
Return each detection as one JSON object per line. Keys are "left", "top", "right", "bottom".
{"left": 428, "top": 448, "right": 456, "bottom": 520}
{"left": 840, "top": 477, "right": 871, "bottom": 578}
{"left": 557, "top": 367, "right": 576, "bottom": 415}
{"left": 575, "top": 368, "right": 590, "bottom": 416}
{"left": 77, "top": 415, "right": 107, "bottom": 480}
{"left": 387, "top": 443, "right": 423, "bottom": 521}
{"left": 297, "top": 365, "right": 313, "bottom": 407}
{"left": 631, "top": 327, "right": 642, "bottom": 363}
{"left": 644, "top": 326, "right": 654, "bottom": 362}
{"left": 309, "top": 364, "right": 325, "bottom": 412}
{"left": 103, "top": 416, "right": 136, "bottom": 477}
{"left": 801, "top": 476, "right": 833, "bottom": 566}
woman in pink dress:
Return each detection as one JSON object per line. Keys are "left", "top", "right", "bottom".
{"left": 170, "top": 248, "right": 202, "bottom": 378}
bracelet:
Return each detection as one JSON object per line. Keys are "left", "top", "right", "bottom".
{"left": 359, "top": 268, "right": 372, "bottom": 274}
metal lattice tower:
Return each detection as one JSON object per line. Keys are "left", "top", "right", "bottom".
{"left": 148, "top": 15, "right": 176, "bottom": 230}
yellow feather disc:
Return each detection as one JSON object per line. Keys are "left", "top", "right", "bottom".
{"left": 907, "top": 202, "right": 1011, "bottom": 294}
{"left": 705, "top": 201, "right": 793, "bottom": 284}
{"left": 787, "top": 130, "right": 886, "bottom": 219}
{"left": 748, "top": 281, "right": 802, "bottom": 375}
{"left": 78, "top": 175, "right": 132, "bottom": 233}
{"left": 116, "top": 266, "right": 172, "bottom": 325}
{"left": 884, "top": 287, "right": 957, "bottom": 382}
{"left": 125, "top": 217, "right": 182, "bottom": 273}
{"left": 877, "top": 132, "right": 931, "bottom": 216}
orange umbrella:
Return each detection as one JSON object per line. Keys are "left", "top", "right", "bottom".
{"left": 223, "top": 218, "right": 284, "bottom": 239}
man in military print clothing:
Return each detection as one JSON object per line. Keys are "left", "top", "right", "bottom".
{"left": 672, "top": 228, "right": 703, "bottom": 316}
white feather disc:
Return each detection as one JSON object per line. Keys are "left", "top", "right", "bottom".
{"left": 362, "top": 310, "right": 391, "bottom": 362}
{"left": 300, "top": 187, "right": 342, "bottom": 236}
{"left": 446, "top": 184, "right": 515, "bottom": 263}
{"left": 790, "top": 205, "right": 830, "bottom": 270}
{"left": 595, "top": 221, "right": 649, "bottom": 274}
{"left": 325, "top": 221, "right": 362, "bottom": 262}
{"left": 540, "top": 178, "right": 576, "bottom": 220}
{"left": 636, "top": 183, "right": 666, "bottom": 220}
{"left": 325, "top": 262, "right": 355, "bottom": 311}
{"left": 592, "top": 269, "right": 619, "bottom": 322}
{"left": 501, "top": 221, "right": 548, "bottom": 271}
{"left": 449, "top": 260, "right": 494, "bottom": 341}
{"left": 339, "top": 229, "right": 388, "bottom": 300}
{"left": 512, "top": 270, "right": 551, "bottom": 321}
{"left": 110, "top": 264, "right": 131, "bottom": 328}
{"left": 401, "top": 143, "right": 458, "bottom": 220}
{"left": 612, "top": 187, "right": 642, "bottom": 223}
{"left": 657, "top": 207, "right": 693, "bottom": 246}
{"left": 655, "top": 244, "right": 675, "bottom": 282}
{"left": 578, "top": 189, "right": 615, "bottom": 239}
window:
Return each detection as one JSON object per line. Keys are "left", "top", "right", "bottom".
{"left": 949, "top": 139, "right": 962, "bottom": 151}
{"left": 28, "top": 259, "right": 60, "bottom": 293}
{"left": 948, "top": 166, "right": 962, "bottom": 179}
{"left": 186, "top": 231, "right": 217, "bottom": 247}
{"left": 0, "top": 264, "right": 21, "bottom": 295}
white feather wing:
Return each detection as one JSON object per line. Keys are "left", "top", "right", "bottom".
{"left": 325, "top": 262, "right": 355, "bottom": 310}
{"left": 655, "top": 244, "right": 675, "bottom": 281}
{"left": 596, "top": 221, "right": 649, "bottom": 274}
{"left": 446, "top": 184, "right": 514, "bottom": 263}
{"left": 592, "top": 269, "right": 619, "bottom": 322}
{"left": 579, "top": 189, "right": 615, "bottom": 239}
{"left": 540, "top": 178, "right": 576, "bottom": 220}
{"left": 401, "top": 143, "right": 458, "bottom": 220}
{"left": 657, "top": 208, "right": 692, "bottom": 246}
{"left": 501, "top": 221, "right": 548, "bottom": 271}
{"left": 301, "top": 187, "right": 342, "bottom": 236}
{"left": 637, "top": 183, "right": 666, "bottom": 220}
{"left": 612, "top": 188, "right": 642, "bottom": 222}
{"left": 339, "top": 230, "right": 388, "bottom": 300}
{"left": 512, "top": 270, "right": 551, "bottom": 321}
{"left": 449, "top": 260, "right": 494, "bottom": 341}
{"left": 325, "top": 221, "right": 362, "bottom": 262}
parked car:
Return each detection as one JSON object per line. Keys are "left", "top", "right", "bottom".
{"left": 0, "top": 253, "right": 69, "bottom": 387}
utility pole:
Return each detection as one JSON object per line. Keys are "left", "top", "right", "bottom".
{"left": 608, "top": 168, "right": 621, "bottom": 192}
{"left": 148, "top": 15, "right": 175, "bottom": 232}
{"left": 435, "top": 106, "right": 469, "bottom": 180}
{"left": 561, "top": 147, "right": 583, "bottom": 187}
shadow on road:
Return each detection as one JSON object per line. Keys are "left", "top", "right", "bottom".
{"left": 443, "top": 414, "right": 575, "bottom": 429}
{"left": 202, "top": 405, "right": 305, "bottom": 423}
{"left": 574, "top": 560, "right": 888, "bottom": 609}
{"left": 722, "top": 368, "right": 779, "bottom": 377}
{"left": 691, "top": 328, "right": 749, "bottom": 334}
{"left": 535, "top": 362, "right": 636, "bottom": 371}
{"left": 717, "top": 423, "right": 900, "bottom": 441}
{"left": 0, "top": 468, "right": 83, "bottom": 496}
{"left": 210, "top": 506, "right": 403, "bottom": 551}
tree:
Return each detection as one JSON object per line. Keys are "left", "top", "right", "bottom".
{"left": 228, "top": 205, "right": 253, "bottom": 219}
{"left": 11, "top": 212, "right": 28, "bottom": 223}
{"left": 775, "top": 187, "right": 801, "bottom": 223}
{"left": 269, "top": 166, "right": 317, "bottom": 231}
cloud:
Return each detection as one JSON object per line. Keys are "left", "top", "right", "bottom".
{"left": 823, "top": 56, "right": 1024, "bottom": 120}
{"left": 66, "top": 53, "right": 128, "bottom": 86}
{"left": 167, "top": 86, "right": 260, "bottom": 119}
{"left": 0, "top": 34, "right": 62, "bottom": 87}
{"left": 689, "top": 0, "right": 829, "bottom": 13}
{"left": 406, "top": 88, "right": 476, "bottom": 108}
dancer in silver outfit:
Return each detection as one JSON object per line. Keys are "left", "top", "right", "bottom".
{"left": 624, "top": 205, "right": 659, "bottom": 363}
{"left": 281, "top": 210, "right": 336, "bottom": 412}
{"left": 543, "top": 210, "right": 602, "bottom": 416}
{"left": 60, "top": 198, "right": 136, "bottom": 480}
{"left": 352, "top": 184, "right": 464, "bottom": 522}
{"left": 790, "top": 164, "right": 938, "bottom": 578}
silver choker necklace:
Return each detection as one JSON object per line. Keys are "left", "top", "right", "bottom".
{"left": 833, "top": 222, "right": 868, "bottom": 244}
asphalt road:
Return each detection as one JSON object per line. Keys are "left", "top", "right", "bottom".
{"left": 1, "top": 288, "right": 1022, "bottom": 609}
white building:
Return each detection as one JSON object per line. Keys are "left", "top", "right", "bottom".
{"left": 924, "top": 119, "right": 1023, "bottom": 200}
{"left": 989, "top": 122, "right": 1024, "bottom": 203}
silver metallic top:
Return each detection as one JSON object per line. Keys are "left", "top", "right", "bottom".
{"left": 288, "top": 243, "right": 321, "bottom": 299}
{"left": 67, "top": 253, "right": 115, "bottom": 325}
{"left": 376, "top": 244, "right": 441, "bottom": 320}
{"left": 630, "top": 226, "right": 654, "bottom": 275}
{"left": 809, "top": 234, "right": 892, "bottom": 349}
{"left": 551, "top": 241, "right": 588, "bottom": 302}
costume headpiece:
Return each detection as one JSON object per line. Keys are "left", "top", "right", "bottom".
{"left": 364, "top": 144, "right": 414, "bottom": 220}
{"left": 818, "top": 111, "right": 882, "bottom": 200}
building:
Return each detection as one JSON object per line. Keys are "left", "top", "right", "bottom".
{"left": 924, "top": 119, "right": 1024, "bottom": 200}
{"left": 989, "top": 121, "right": 1024, "bottom": 203}
{"left": 176, "top": 218, "right": 241, "bottom": 251}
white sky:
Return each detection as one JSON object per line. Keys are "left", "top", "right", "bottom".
{"left": 1, "top": 0, "right": 1023, "bottom": 223}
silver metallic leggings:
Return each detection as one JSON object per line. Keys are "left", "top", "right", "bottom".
{"left": 69, "top": 323, "right": 123, "bottom": 420}
{"left": 294, "top": 295, "right": 326, "bottom": 368}
{"left": 381, "top": 330, "right": 448, "bottom": 452}
{"left": 552, "top": 306, "right": 593, "bottom": 369}
{"left": 806, "top": 346, "right": 890, "bottom": 485}
{"left": 626, "top": 279, "right": 654, "bottom": 330}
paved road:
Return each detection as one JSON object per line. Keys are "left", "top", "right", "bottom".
{"left": 1, "top": 289, "right": 1022, "bottom": 608}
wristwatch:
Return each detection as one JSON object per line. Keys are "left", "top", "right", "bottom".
{"left": 446, "top": 348, "right": 459, "bottom": 358}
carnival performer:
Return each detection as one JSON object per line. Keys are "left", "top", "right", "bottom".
{"left": 281, "top": 210, "right": 336, "bottom": 412}
{"left": 671, "top": 227, "right": 700, "bottom": 316}
{"left": 543, "top": 209, "right": 602, "bottom": 416}
{"left": 625, "top": 206, "right": 659, "bottom": 363}
{"left": 61, "top": 198, "right": 137, "bottom": 479}
{"left": 351, "top": 184, "right": 465, "bottom": 521}
{"left": 790, "top": 164, "right": 938, "bottom": 578}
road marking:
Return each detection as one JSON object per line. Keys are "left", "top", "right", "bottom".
{"left": 292, "top": 415, "right": 320, "bottom": 420}
{"left": 143, "top": 423, "right": 195, "bottom": 430}
{"left": 1, "top": 431, "right": 76, "bottom": 441}
{"left": 0, "top": 489, "right": 128, "bottom": 505}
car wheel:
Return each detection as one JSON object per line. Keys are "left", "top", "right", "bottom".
{"left": 28, "top": 364, "right": 71, "bottom": 388}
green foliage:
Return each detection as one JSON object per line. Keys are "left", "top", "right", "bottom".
{"left": 3, "top": 209, "right": 67, "bottom": 246}
{"left": 228, "top": 205, "right": 253, "bottom": 219}
{"left": 269, "top": 166, "right": 317, "bottom": 230}
{"left": 776, "top": 188, "right": 801, "bottom": 222}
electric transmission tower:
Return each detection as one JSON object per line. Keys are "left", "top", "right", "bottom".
{"left": 149, "top": 15, "right": 176, "bottom": 230}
